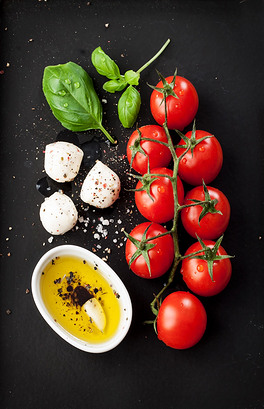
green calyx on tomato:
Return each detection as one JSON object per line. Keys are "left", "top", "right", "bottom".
{"left": 148, "top": 68, "right": 179, "bottom": 104}
{"left": 188, "top": 181, "right": 223, "bottom": 224}
{"left": 186, "top": 235, "right": 233, "bottom": 281}
{"left": 130, "top": 172, "right": 160, "bottom": 202}
{"left": 124, "top": 224, "right": 157, "bottom": 277}
{"left": 125, "top": 222, "right": 175, "bottom": 280}
{"left": 128, "top": 127, "right": 147, "bottom": 171}
{"left": 175, "top": 120, "right": 213, "bottom": 158}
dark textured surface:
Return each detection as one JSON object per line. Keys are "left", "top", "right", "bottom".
{"left": 0, "top": 1, "right": 263, "bottom": 408}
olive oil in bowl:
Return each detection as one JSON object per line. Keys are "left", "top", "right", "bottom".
{"left": 40, "top": 256, "right": 121, "bottom": 343}
{"left": 32, "top": 245, "right": 132, "bottom": 353}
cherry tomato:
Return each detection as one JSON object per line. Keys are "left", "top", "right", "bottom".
{"left": 157, "top": 291, "right": 207, "bottom": 349}
{"left": 176, "top": 130, "right": 223, "bottom": 185}
{"left": 127, "top": 125, "right": 172, "bottom": 175}
{"left": 150, "top": 75, "right": 199, "bottom": 131}
{"left": 181, "top": 185, "right": 230, "bottom": 239}
{"left": 181, "top": 240, "right": 232, "bottom": 296}
{"left": 125, "top": 222, "right": 175, "bottom": 279}
{"left": 135, "top": 167, "right": 184, "bottom": 224}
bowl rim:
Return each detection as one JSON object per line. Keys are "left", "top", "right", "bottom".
{"left": 31, "top": 244, "right": 132, "bottom": 353}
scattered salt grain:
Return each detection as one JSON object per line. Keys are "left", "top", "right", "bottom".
{"left": 48, "top": 236, "right": 54, "bottom": 244}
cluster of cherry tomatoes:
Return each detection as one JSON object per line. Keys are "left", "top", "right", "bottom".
{"left": 124, "top": 73, "right": 232, "bottom": 349}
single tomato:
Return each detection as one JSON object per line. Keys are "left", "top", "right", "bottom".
{"left": 125, "top": 222, "right": 174, "bottom": 279}
{"left": 127, "top": 125, "right": 172, "bottom": 175}
{"left": 176, "top": 129, "right": 223, "bottom": 185}
{"left": 181, "top": 240, "right": 232, "bottom": 296}
{"left": 157, "top": 291, "right": 207, "bottom": 349}
{"left": 135, "top": 167, "right": 184, "bottom": 224}
{"left": 181, "top": 185, "right": 230, "bottom": 239}
{"left": 150, "top": 75, "right": 199, "bottom": 131}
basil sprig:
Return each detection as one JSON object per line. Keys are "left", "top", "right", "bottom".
{"left": 42, "top": 61, "right": 116, "bottom": 144}
{"left": 91, "top": 39, "right": 170, "bottom": 128}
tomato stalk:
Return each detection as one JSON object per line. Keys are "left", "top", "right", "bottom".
{"left": 149, "top": 122, "right": 182, "bottom": 315}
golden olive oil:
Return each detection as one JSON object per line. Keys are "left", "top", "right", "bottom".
{"left": 40, "top": 255, "right": 121, "bottom": 343}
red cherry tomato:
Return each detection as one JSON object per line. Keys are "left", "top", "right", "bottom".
{"left": 176, "top": 130, "right": 223, "bottom": 185}
{"left": 125, "top": 222, "right": 175, "bottom": 279}
{"left": 150, "top": 75, "right": 199, "bottom": 131}
{"left": 181, "top": 240, "right": 232, "bottom": 296}
{"left": 135, "top": 167, "right": 184, "bottom": 224}
{"left": 181, "top": 185, "right": 230, "bottom": 239}
{"left": 126, "top": 125, "right": 172, "bottom": 175}
{"left": 157, "top": 291, "right": 207, "bottom": 349}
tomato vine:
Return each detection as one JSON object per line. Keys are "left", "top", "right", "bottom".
{"left": 125, "top": 71, "right": 233, "bottom": 319}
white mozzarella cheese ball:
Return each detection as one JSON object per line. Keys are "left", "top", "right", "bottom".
{"left": 44, "top": 141, "right": 84, "bottom": 182}
{"left": 40, "top": 192, "right": 78, "bottom": 235}
{"left": 80, "top": 161, "right": 121, "bottom": 209}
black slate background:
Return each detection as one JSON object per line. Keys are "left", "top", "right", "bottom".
{"left": 0, "top": 1, "right": 263, "bottom": 408}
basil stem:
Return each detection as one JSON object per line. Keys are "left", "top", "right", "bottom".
{"left": 136, "top": 38, "right": 171, "bottom": 74}
{"left": 118, "top": 85, "right": 141, "bottom": 128}
{"left": 42, "top": 61, "right": 116, "bottom": 144}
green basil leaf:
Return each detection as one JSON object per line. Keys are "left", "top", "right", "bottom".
{"left": 124, "top": 70, "right": 140, "bottom": 86}
{"left": 118, "top": 85, "right": 141, "bottom": 128}
{"left": 42, "top": 62, "right": 116, "bottom": 143}
{"left": 103, "top": 78, "right": 127, "bottom": 93}
{"left": 91, "top": 46, "right": 121, "bottom": 80}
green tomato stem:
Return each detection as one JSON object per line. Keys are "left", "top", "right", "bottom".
{"left": 136, "top": 39, "right": 171, "bottom": 74}
{"left": 178, "top": 200, "right": 211, "bottom": 211}
{"left": 180, "top": 249, "right": 208, "bottom": 260}
{"left": 150, "top": 255, "right": 181, "bottom": 316}
{"left": 139, "top": 136, "right": 170, "bottom": 148}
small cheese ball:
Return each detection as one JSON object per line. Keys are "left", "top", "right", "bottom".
{"left": 44, "top": 141, "right": 84, "bottom": 182}
{"left": 80, "top": 161, "right": 121, "bottom": 209}
{"left": 40, "top": 192, "right": 78, "bottom": 235}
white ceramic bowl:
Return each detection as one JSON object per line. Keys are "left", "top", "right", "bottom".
{"left": 31, "top": 245, "right": 132, "bottom": 353}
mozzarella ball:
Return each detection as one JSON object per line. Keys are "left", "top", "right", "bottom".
{"left": 80, "top": 161, "right": 121, "bottom": 209}
{"left": 44, "top": 141, "right": 83, "bottom": 182}
{"left": 40, "top": 192, "right": 78, "bottom": 235}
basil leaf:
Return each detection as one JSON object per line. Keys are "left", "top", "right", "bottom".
{"left": 124, "top": 70, "right": 140, "bottom": 86}
{"left": 103, "top": 78, "right": 127, "bottom": 93}
{"left": 118, "top": 85, "right": 141, "bottom": 128}
{"left": 42, "top": 62, "right": 116, "bottom": 143}
{"left": 91, "top": 46, "right": 120, "bottom": 80}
